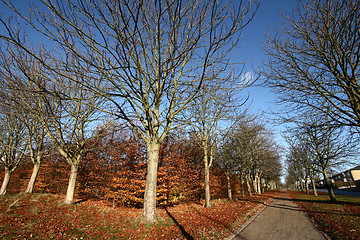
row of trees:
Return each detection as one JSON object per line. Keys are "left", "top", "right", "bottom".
{"left": 0, "top": 0, "right": 261, "bottom": 222}
{"left": 260, "top": 0, "right": 360, "bottom": 201}
{"left": 284, "top": 116, "right": 357, "bottom": 202}
{"left": 1, "top": 116, "right": 281, "bottom": 206}
{"left": 219, "top": 117, "right": 281, "bottom": 199}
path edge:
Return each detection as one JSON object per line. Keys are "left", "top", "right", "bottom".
{"left": 224, "top": 198, "right": 274, "bottom": 240}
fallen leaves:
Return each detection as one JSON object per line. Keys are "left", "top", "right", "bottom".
{"left": 0, "top": 192, "right": 276, "bottom": 239}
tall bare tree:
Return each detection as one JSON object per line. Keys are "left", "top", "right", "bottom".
{"left": 0, "top": 47, "right": 52, "bottom": 194}
{"left": 221, "top": 116, "right": 281, "bottom": 196}
{"left": 287, "top": 117, "right": 357, "bottom": 202}
{"left": 262, "top": 0, "right": 360, "bottom": 129}
{"left": 22, "top": 116, "right": 50, "bottom": 194}
{"left": 186, "top": 74, "right": 248, "bottom": 207}
{"left": 0, "top": 103, "right": 27, "bottom": 195}
{"left": 0, "top": 0, "right": 259, "bottom": 221}
{"left": 284, "top": 131, "right": 320, "bottom": 196}
{"left": 0, "top": 45, "right": 103, "bottom": 203}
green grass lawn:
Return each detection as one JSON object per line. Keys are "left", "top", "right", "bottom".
{"left": 290, "top": 190, "right": 360, "bottom": 240}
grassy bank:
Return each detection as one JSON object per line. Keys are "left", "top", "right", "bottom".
{"left": 0, "top": 192, "right": 276, "bottom": 239}
{"left": 290, "top": 190, "right": 360, "bottom": 240}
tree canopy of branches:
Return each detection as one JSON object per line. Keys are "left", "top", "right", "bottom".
{"left": 0, "top": 44, "right": 103, "bottom": 204}
{"left": 0, "top": 0, "right": 259, "bottom": 222}
{"left": 0, "top": 103, "right": 27, "bottom": 195}
{"left": 284, "top": 116, "right": 357, "bottom": 202}
{"left": 186, "top": 74, "right": 248, "bottom": 207}
{"left": 219, "top": 116, "right": 281, "bottom": 197}
{"left": 262, "top": 0, "right": 360, "bottom": 129}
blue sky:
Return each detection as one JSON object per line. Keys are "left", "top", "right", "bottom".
{"left": 1, "top": 0, "right": 297, "bottom": 143}
{"left": 236, "top": 0, "right": 298, "bottom": 145}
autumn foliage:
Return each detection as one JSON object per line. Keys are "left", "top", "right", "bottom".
{"left": 7, "top": 131, "right": 233, "bottom": 207}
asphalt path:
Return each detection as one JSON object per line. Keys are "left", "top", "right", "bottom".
{"left": 227, "top": 190, "right": 328, "bottom": 240}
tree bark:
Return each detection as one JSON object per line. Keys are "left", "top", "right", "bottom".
{"left": 252, "top": 173, "right": 258, "bottom": 194}
{"left": 64, "top": 163, "right": 79, "bottom": 204}
{"left": 226, "top": 170, "right": 232, "bottom": 200}
{"left": 204, "top": 151, "right": 211, "bottom": 207}
{"left": 310, "top": 176, "right": 318, "bottom": 197}
{"left": 323, "top": 170, "right": 336, "bottom": 202}
{"left": 246, "top": 174, "right": 252, "bottom": 197}
{"left": 25, "top": 161, "right": 41, "bottom": 193}
{"left": 257, "top": 175, "right": 262, "bottom": 194}
{"left": 0, "top": 169, "right": 11, "bottom": 195}
{"left": 143, "top": 142, "right": 160, "bottom": 222}
{"left": 240, "top": 172, "right": 245, "bottom": 197}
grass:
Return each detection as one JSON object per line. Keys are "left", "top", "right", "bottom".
{"left": 289, "top": 190, "right": 360, "bottom": 240}
{"left": 0, "top": 192, "right": 276, "bottom": 239}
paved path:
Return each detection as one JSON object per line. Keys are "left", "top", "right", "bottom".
{"left": 228, "top": 191, "right": 327, "bottom": 240}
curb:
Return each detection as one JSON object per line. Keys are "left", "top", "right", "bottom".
{"left": 224, "top": 198, "right": 274, "bottom": 240}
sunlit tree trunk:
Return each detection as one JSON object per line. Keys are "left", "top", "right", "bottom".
{"left": 25, "top": 161, "right": 41, "bottom": 193}
{"left": 246, "top": 174, "right": 252, "bottom": 196}
{"left": 323, "top": 170, "right": 336, "bottom": 202}
{"left": 257, "top": 175, "right": 262, "bottom": 194}
{"left": 310, "top": 176, "right": 318, "bottom": 197}
{"left": 203, "top": 141, "right": 211, "bottom": 207}
{"left": 252, "top": 172, "right": 258, "bottom": 194}
{"left": 65, "top": 163, "right": 79, "bottom": 204}
{"left": 226, "top": 170, "right": 232, "bottom": 200}
{"left": 0, "top": 169, "right": 11, "bottom": 195}
{"left": 240, "top": 172, "right": 245, "bottom": 197}
{"left": 143, "top": 142, "right": 160, "bottom": 222}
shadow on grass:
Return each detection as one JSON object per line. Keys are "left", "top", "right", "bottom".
{"left": 239, "top": 194, "right": 360, "bottom": 217}
{"left": 287, "top": 196, "right": 360, "bottom": 207}
{"left": 164, "top": 207, "right": 194, "bottom": 240}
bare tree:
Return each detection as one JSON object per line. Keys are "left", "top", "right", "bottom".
{"left": 284, "top": 131, "right": 320, "bottom": 196}
{"left": 186, "top": 74, "right": 248, "bottom": 207}
{"left": 288, "top": 117, "right": 357, "bottom": 202}
{"left": 221, "top": 115, "right": 281, "bottom": 196}
{"left": 0, "top": 45, "right": 103, "bottom": 203}
{"left": 0, "top": 47, "right": 52, "bottom": 194}
{"left": 251, "top": 131, "right": 281, "bottom": 194}
{"left": 23, "top": 115, "right": 51, "bottom": 193}
{"left": 0, "top": 0, "right": 259, "bottom": 221}
{"left": 262, "top": 0, "right": 360, "bottom": 129}
{"left": 0, "top": 103, "right": 27, "bottom": 195}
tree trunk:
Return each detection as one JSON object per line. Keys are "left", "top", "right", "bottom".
{"left": 323, "top": 170, "right": 336, "bottom": 202}
{"left": 257, "top": 175, "right": 262, "bottom": 194}
{"left": 25, "top": 161, "right": 41, "bottom": 193}
{"left": 143, "top": 142, "right": 160, "bottom": 222}
{"left": 64, "top": 163, "right": 79, "bottom": 204}
{"left": 0, "top": 169, "right": 11, "bottom": 195}
{"left": 310, "top": 176, "right": 318, "bottom": 197}
{"left": 305, "top": 175, "right": 309, "bottom": 195}
{"left": 252, "top": 173, "right": 258, "bottom": 194}
{"left": 226, "top": 170, "right": 232, "bottom": 200}
{"left": 204, "top": 151, "right": 211, "bottom": 207}
{"left": 245, "top": 174, "right": 252, "bottom": 197}
{"left": 240, "top": 172, "right": 245, "bottom": 197}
